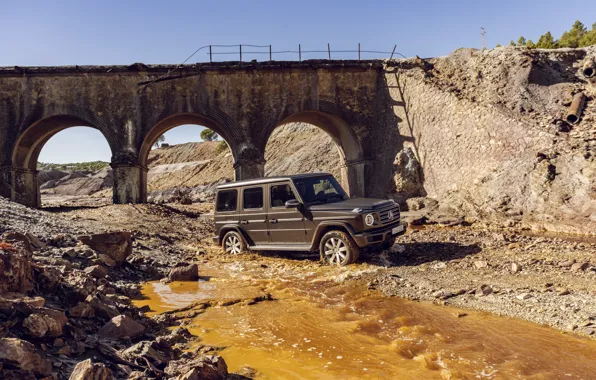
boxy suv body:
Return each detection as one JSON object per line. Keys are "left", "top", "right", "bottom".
{"left": 212, "top": 173, "right": 406, "bottom": 265}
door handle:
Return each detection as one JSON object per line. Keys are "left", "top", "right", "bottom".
{"left": 270, "top": 219, "right": 278, "bottom": 224}
{"left": 240, "top": 220, "right": 248, "bottom": 224}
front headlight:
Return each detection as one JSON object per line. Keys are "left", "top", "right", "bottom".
{"left": 364, "top": 213, "right": 375, "bottom": 226}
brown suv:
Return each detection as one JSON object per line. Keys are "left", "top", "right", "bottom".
{"left": 212, "top": 173, "right": 406, "bottom": 265}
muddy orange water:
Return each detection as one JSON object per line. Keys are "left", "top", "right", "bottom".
{"left": 135, "top": 258, "right": 596, "bottom": 379}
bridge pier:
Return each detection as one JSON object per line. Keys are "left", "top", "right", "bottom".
{"left": 0, "top": 166, "right": 12, "bottom": 199}
{"left": 12, "top": 168, "right": 39, "bottom": 208}
{"left": 234, "top": 160, "right": 265, "bottom": 180}
{"left": 341, "top": 160, "right": 368, "bottom": 198}
{"left": 112, "top": 164, "right": 147, "bottom": 204}
{"left": 233, "top": 146, "right": 266, "bottom": 180}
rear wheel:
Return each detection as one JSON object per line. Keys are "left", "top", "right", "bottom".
{"left": 319, "top": 230, "right": 359, "bottom": 266}
{"left": 222, "top": 231, "right": 247, "bottom": 255}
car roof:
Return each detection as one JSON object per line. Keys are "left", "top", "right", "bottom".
{"left": 216, "top": 173, "right": 332, "bottom": 190}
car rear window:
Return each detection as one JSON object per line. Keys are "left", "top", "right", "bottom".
{"left": 243, "top": 187, "right": 263, "bottom": 209}
{"left": 216, "top": 189, "right": 238, "bottom": 212}
{"left": 270, "top": 183, "right": 296, "bottom": 207}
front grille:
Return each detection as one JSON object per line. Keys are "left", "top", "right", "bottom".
{"left": 379, "top": 204, "right": 400, "bottom": 225}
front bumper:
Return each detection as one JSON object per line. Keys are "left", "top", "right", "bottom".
{"left": 212, "top": 236, "right": 220, "bottom": 246}
{"left": 351, "top": 221, "right": 407, "bottom": 248}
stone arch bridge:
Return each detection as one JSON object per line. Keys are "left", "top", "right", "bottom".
{"left": 0, "top": 60, "right": 402, "bottom": 207}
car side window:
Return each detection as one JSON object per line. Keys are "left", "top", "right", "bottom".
{"left": 243, "top": 187, "right": 263, "bottom": 209}
{"left": 270, "top": 183, "right": 296, "bottom": 208}
{"left": 216, "top": 189, "right": 238, "bottom": 212}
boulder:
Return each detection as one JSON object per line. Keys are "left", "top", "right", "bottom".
{"left": 22, "top": 308, "right": 68, "bottom": 338}
{"left": 121, "top": 341, "right": 171, "bottom": 367}
{"left": 0, "top": 294, "right": 45, "bottom": 314}
{"left": 98, "top": 315, "right": 145, "bottom": 340}
{"left": 22, "top": 314, "right": 48, "bottom": 337}
{"left": 392, "top": 148, "right": 424, "bottom": 203}
{"left": 0, "top": 237, "right": 34, "bottom": 295}
{"left": 69, "top": 359, "right": 113, "bottom": 380}
{"left": 2, "top": 230, "right": 33, "bottom": 251}
{"left": 77, "top": 232, "right": 132, "bottom": 266}
{"left": 86, "top": 295, "right": 119, "bottom": 319}
{"left": 84, "top": 265, "right": 108, "bottom": 279}
{"left": 0, "top": 338, "right": 52, "bottom": 377}
{"left": 164, "top": 355, "right": 228, "bottom": 380}
{"left": 168, "top": 263, "right": 199, "bottom": 281}
{"left": 68, "top": 302, "right": 96, "bottom": 318}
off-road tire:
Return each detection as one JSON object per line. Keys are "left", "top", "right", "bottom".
{"left": 222, "top": 231, "right": 247, "bottom": 255}
{"left": 319, "top": 230, "right": 360, "bottom": 266}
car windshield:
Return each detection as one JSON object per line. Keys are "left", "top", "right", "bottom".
{"left": 292, "top": 175, "right": 348, "bottom": 204}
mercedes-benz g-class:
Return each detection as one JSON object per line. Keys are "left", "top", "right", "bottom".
{"left": 212, "top": 173, "right": 406, "bottom": 265}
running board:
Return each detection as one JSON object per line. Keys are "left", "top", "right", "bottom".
{"left": 249, "top": 244, "right": 313, "bottom": 252}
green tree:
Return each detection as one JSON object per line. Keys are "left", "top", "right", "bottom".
{"left": 215, "top": 140, "right": 229, "bottom": 154}
{"left": 517, "top": 36, "right": 526, "bottom": 46}
{"left": 559, "top": 20, "right": 587, "bottom": 48}
{"left": 526, "top": 40, "right": 536, "bottom": 49}
{"left": 510, "top": 40, "right": 516, "bottom": 46}
{"left": 200, "top": 128, "right": 219, "bottom": 142}
{"left": 154, "top": 135, "right": 165, "bottom": 148}
{"left": 536, "top": 32, "right": 557, "bottom": 49}
{"left": 579, "top": 29, "right": 596, "bottom": 47}
{"left": 579, "top": 22, "right": 596, "bottom": 47}
{"left": 496, "top": 43, "right": 502, "bottom": 47}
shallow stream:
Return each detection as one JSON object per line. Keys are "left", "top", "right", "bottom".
{"left": 135, "top": 258, "right": 596, "bottom": 379}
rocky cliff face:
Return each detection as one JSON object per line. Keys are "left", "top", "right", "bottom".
{"left": 389, "top": 46, "right": 595, "bottom": 235}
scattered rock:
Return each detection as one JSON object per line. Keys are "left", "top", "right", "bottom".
{"left": 571, "top": 262, "right": 589, "bottom": 272}
{"left": 77, "top": 232, "right": 132, "bottom": 266}
{"left": 98, "top": 315, "right": 145, "bottom": 340}
{"left": 168, "top": 263, "right": 199, "bottom": 281}
{"left": 22, "top": 314, "right": 49, "bottom": 338}
{"left": 516, "top": 293, "right": 533, "bottom": 300}
{"left": 558, "top": 259, "right": 575, "bottom": 267}
{"left": 0, "top": 338, "right": 52, "bottom": 377}
{"left": 474, "top": 260, "right": 488, "bottom": 269}
{"left": 69, "top": 359, "right": 113, "bottom": 380}
{"left": 164, "top": 355, "right": 228, "bottom": 380}
{"left": 30, "top": 308, "right": 68, "bottom": 338}
{"left": 510, "top": 262, "right": 522, "bottom": 274}
{"left": 0, "top": 238, "right": 34, "bottom": 294}
{"left": 84, "top": 265, "right": 108, "bottom": 279}
{"left": 475, "top": 284, "right": 493, "bottom": 296}
{"left": 557, "top": 288, "right": 571, "bottom": 296}
{"left": 68, "top": 302, "right": 95, "bottom": 318}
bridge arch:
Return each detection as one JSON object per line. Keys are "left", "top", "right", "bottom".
{"left": 262, "top": 110, "right": 366, "bottom": 197}
{"left": 138, "top": 112, "right": 263, "bottom": 203}
{"left": 139, "top": 112, "right": 240, "bottom": 168}
{"left": 10, "top": 112, "right": 117, "bottom": 207}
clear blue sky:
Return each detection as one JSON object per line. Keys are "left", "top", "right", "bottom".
{"left": 2, "top": 0, "right": 594, "bottom": 163}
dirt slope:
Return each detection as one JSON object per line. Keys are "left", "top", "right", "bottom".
{"left": 146, "top": 123, "right": 341, "bottom": 193}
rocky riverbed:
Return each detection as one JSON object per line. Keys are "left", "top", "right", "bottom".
{"left": 1, "top": 195, "right": 595, "bottom": 379}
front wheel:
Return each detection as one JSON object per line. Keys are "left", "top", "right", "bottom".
{"left": 319, "top": 230, "right": 359, "bottom": 266}
{"left": 222, "top": 231, "right": 247, "bottom": 255}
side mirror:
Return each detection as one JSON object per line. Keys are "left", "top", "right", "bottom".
{"left": 285, "top": 199, "right": 301, "bottom": 208}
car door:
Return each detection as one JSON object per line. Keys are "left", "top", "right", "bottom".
{"left": 239, "top": 185, "right": 269, "bottom": 245}
{"left": 268, "top": 182, "right": 306, "bottom": 244}
{"left": 214, "top": 188, "right": 239, "bottom": 233}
